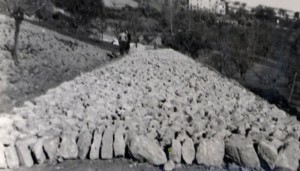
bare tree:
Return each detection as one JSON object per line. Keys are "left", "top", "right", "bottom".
{"left": 125, "top": 11, "right": 143, "bottom": 45}
{"left": 112, "top": 20, "right": 123, "bottom": 38}
{"left": 90, "top": 18, "right": 107, "bottom": 41}
{"left": 5, "top": 0, "right": 46, "bottom": 65}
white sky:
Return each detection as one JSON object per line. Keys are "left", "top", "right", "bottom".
{"left": 231, "top": 0, "right": 300, "bottom": 12}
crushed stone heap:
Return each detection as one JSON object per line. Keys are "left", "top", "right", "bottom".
{"left": 1, "top": 47, "right": 300, "bottom": 170}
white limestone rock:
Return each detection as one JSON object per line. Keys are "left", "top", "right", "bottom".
{"left": 0, "top": 143, "right": 7, "bottom": 169}
{"left": 257, "top": 140, "right": 278, "bottom": 170}
{"left": 196, "top": 137, "right": 225, "bottom": 167}
{"left": 43, "top": 137, "right": 60, "bottom": 163}
{"left": 164, "top": 160, "right": 175, "bottom": 171}
{"left": 77, "top": 129, "right": 92, "bottom": 160}
{"left": 225, "top": 135, "right": 260, "bottom": 168}
{"left": 169, "top": 139, "right": 181, "bottom": 163}
{"left": 114, "top": 128, "right": 126, "bottom": 157}
{"left": 57, "top": 132, "right": 78, "bottom": 160}
{"left": 101, "top": 127, "right": 114, "bottom": 159}
{"left": 128, "top": 135, "right": 167, "bottom": 165}
{"left": 15, "top": 141, "right": 33, "bottom": 167}
{"left": 182, "top": 137, "right": 195, "bottom": 165}
{"left": 4, "top": 145, "right": 19, "bottom": 169}
{"left": 90, "top": 127, "right": 104, "bottom": 160}
{"left": 275, "top": 141, "right": 300, "bottom": 171}
{"left": 32, "top": 138, "right": 47, "bottom": 164}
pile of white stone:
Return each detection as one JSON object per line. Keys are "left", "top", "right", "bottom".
{"left": 1, "top": 48, "right": 300, "bottom": 170}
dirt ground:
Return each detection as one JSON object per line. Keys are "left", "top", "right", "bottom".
{"left": 12, "top": 159, "right": 243, "bottom": 171}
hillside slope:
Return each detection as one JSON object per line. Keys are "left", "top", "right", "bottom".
{"left": 1, "top": 46, "right": 300, "bottom": 170}
{"left": 103, "top": 0, "right": 138, "bottom": 9}
{"left": 0, "top": 14, "right": 110, "bottom": 112}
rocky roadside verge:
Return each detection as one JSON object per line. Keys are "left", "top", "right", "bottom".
{"left": 1, "top": 47, "right": 300, "bottom": 170}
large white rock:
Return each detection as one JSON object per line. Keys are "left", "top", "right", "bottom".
{"left": 32, "top": 138, "right": 47, "bottom": 164}
{"left": 225, "top": 135, "right": 260, "bottom": 168}
{"left": 196, "top": 137, "right": 225, "bottom": 167}
{"left": 90, "top": 128, "right": 104, "bottom": 160}
{"left": 257, "top": 140, "right": 278, "bottom": 170}
{"left": 0, "top": 143, "right": 7, "bottom": 169}
{"left": 43, "top": 137, "right": 60, "bottom": 162}
{"left": 101, "top": 128, "right": 114, "bottom": 159}
{"left": 4, "top": 145, "right": 19, "bottom": 169}
{"left": 182, "top": 137, "right": 195, "bottom": 164}
{"left": 164, "top": 160, "right": 175, "bottom": 171}
{"left": 275, "top": 141, "right": 300, "bottom": 171}
{"left": 15, "top": 141, "right": 34, "bottom": 167}
{"left": 57, "top": 132, "right": 78, "bottom": 160}
{"left": 77, "top": 130, "right": 92, "bottom": 160}
{"left": 169, "top": 139, "right": 181, "bottom": 163}
{"left": 128, "top": 135, "right": 167, "bottom": 165}
{"left": 114, "top": 128, "right": 126, "bottom": 157}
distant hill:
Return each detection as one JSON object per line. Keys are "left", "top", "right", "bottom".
{"left": 103, "top": 0, "right": 169, "bottom": 11}
{"left": 103, "top": 0, "right": 139, "bottom": 9}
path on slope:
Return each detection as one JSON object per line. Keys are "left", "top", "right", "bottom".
{"left": 25, "top": 19, "right": 118, "bottom": 52}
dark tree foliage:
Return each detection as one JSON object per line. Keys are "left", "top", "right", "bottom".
{"left": 160, "top": 7, "right": 300, "bottom": 82}
{"left": 295, "top": 12, "right": 300, "bottom": 20}
{"left": 141, "top": 3, "right": 161, "bottom": 18}
{"left": 53, "top": 0, "right": 104, "bottom": 28}
{"left": 253, "top": 5, "right": 276, "bottom": 21}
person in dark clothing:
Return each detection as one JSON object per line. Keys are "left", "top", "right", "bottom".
{"left": 118, "top": 31, "right": 127, "bottom": 56}
{"left": 135, "top": 37, "right": 138, "bottom": 48}
{"left": 125, "top": 31, "right": 131, "bottom": 53}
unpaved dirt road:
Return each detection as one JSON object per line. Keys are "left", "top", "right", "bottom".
{"left": 13, "top": 159, "right": 238, "bottom": 171}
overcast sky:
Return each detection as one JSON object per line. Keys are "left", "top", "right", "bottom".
{"left": 231, "top": 0, "right": 300, "bottom": 12}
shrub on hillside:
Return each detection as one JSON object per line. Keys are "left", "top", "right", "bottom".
{"left": 53, "top": 0, "right": 105, "bottom": 29}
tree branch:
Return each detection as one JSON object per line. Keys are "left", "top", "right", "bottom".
{"left": 25, "top": 0, "right": 47, "bottom": 16}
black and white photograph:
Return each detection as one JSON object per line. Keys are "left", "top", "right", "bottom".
{"left": 0, "top": 0, "right": 300, "bottom": 170}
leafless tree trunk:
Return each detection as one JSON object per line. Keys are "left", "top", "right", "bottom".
{"left": 12, "top": 18, "right": 22, "bottom": 65}
{"left": 10, "top": 7, "right": 24, "bottom": 66}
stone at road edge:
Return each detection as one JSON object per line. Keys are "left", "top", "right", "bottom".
{"left": 128, "top": 135, "right": 167, "bottom": 165}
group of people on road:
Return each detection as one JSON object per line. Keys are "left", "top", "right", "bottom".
{"left": 118, "top": 30, "right": 131, "bottom": 56}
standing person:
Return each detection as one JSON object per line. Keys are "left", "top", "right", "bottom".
{"left": 118, "top": 31, "right": 127, "bottom": 56}
{"left": 126, "top": 31, "right": 131, "bottom": 53}
{"left": 135, "top": 37, "right": 138, "bottom": 48}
